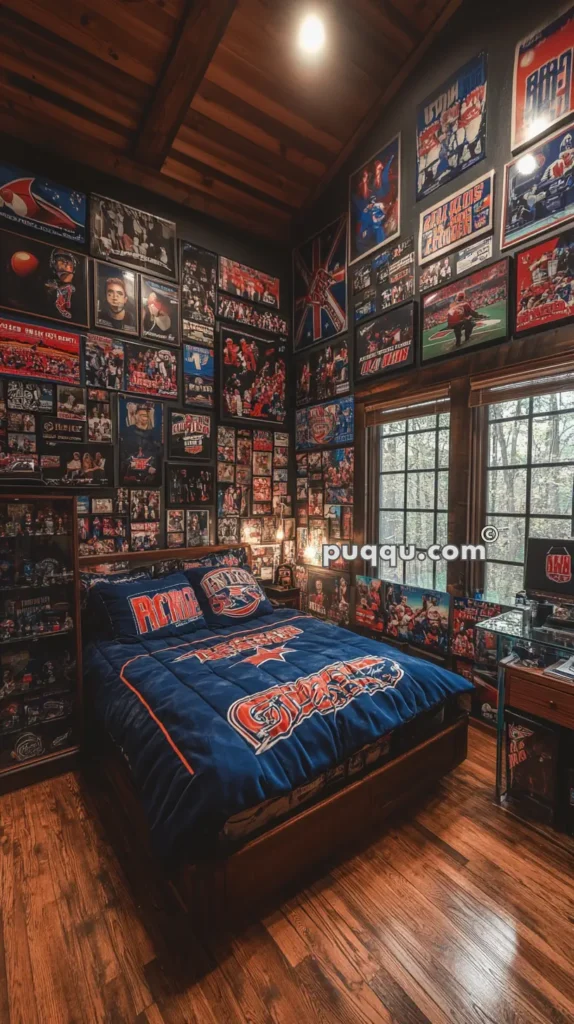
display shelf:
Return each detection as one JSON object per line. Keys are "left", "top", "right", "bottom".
{"left": 0, "top": 628, "right": 74, "bottom": 646}
{"left": 0, "top": 578, "right": 74, "bottom": 593}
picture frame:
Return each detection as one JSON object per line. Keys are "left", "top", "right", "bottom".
{"left": 515, "top": 227, "right": 574, "bottom": 334}
{"left": 293, "top": 216, "right": 348, "bottom": 349}
{"left": 90, "top": 194, "right": 177, "bottom": 280}
{"left": 168, "top": 410, "right": 213, "bottom": 461}
{"left": 118, "top": 396, "right": 164, "bottom": 487}
{"left": 295, "top": 396, "right": 354, "bottom": 450}
{"left": 421, "top": 258, "right": 510, "bottom": 362}
{"left": 180, "top": 241, "right": 217, "bottom": 330}
{"left": 183, "top": 343, "right": 214, "bottom": 407}
{"left": 186, "top": 509, "right": 211, "bottom": 546}
{"left": 348, "top": 133, "right": 400, "bottom": 265}
{"left": 355, "top": 301, "right": 415, "bottom": 382}
{"left": 93, "top": 260, "right": 139, "bottom": 336}
{"left": 418, "top": 169, "right": 495, "bottom": 265}
{"left": 295, "top": 337, "right": 350, "bottom": 407}
{"left": 220, "top": 326, "right": 287, "bottom": 426}
{"left": 0, "top": 162, "right": 86, "bottom": 244}
{"left": 84, "top": 333, "right": 125, "bottom": 390}
{"left": 352, "top": 237, "right": 415, "bottom": 324}
{"left": 307, "top": 568, "right": 351, "bottom": 625}
{"left": 216, "top": 294, "right": 287, "bottom": 335}
{"left": 40, "top": 444, "right": 114, "bottom": 486}
{"left": 501, "top": 122, "right": 574, "bottom": 249}
{"left": 124, "top": 341, "right": 178, "bottom": 399}
{"left": 140, "top": 276, "right": 180, "bottom": 346}
{"left": 512, "top": 6, "right": 574, "bottom": 152}
{"left": 0, "top": 230, "right": 89, "bottom": 328}
{"left": 218, "top": 256, "right": 280, "bottom": 308}
{"left": 0, "top": 317, "right": 81, "bottom": 385}
{"left": 167, "top": 464, "right": 214, "bottom": 507}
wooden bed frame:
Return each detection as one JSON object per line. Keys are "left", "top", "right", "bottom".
{"left": 79, "top": 545, "right": 469, "bottom": 928}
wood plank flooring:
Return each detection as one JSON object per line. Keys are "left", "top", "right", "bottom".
{"left": 1, "top": 724, "right": 573, "bottom": 1024}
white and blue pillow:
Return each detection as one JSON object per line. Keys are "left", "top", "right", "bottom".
{"left": 184, "top": 564, "right": 272, "bottom": 627}
{"left": 90, "top": 572, "right": 206, "bottom": 642}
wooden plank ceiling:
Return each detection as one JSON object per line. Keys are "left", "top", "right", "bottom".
{"left": 0, "top": 0, "right": 461, "bottom": 241}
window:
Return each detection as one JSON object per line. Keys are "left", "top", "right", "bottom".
{"left": 485, "top": 389, "right": 574, "bottom": 605}
{"left": 378, "top": 411, "right": 450, "bottom": 589}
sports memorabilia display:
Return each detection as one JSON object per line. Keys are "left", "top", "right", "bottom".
{"left": 293, "top": 216, "right": 347, "bottom": 349}
{"left": 512, "top": 7, "right": 574, "bottom": 151}
{"left": 167, "top": 465, "right": 214, "bottom": 506}
{"left": 322, "top": 447, "right": 354, "bottom": 504}
{"left": 87, "top": 390, "right": 112, "bottom": 442}
{"left": 180, "top": 241, "right": 217, "bottom": 329}
{"left": 6, "top": 380, "right": 53, "bottom": 411}
{"left": 56, "top": 385, "right": 85, "bottom": 421}
{"left": 185, "top": 510, "right": 210, "bottom": 546}
{"left": 296, "top": 396, "right": 354, "bottom": 450}
{"left": 140, "top": 276, "right": 180, "bottom": 346}
{"left": 383, "top": 583, "right": 450, "bottom": 654}
{"left": 217, "top": 294, "right": 287, "bottom": 335}
{"left": 356, "top": 302, "right": 415, "bottom": 380}
{"left": 451, "top": 598, "right": 505, "bottom": 660}
{"left": 0, "top": 317, "right": 80, "bottom": 384}
{"left": 183, "top": 344, "right": 214, "bottom": 407}
{"left": 419, "top": 238, "right": 493, "bottom": 293}
{"left": 90, "top": 194, "right": 177, "bottom": 279}
{"left": 501, "top": 123, "right": 574, "bottom": 249}
{"left": 355, "top": 576, "right": 385, "bottom": 632}
{"left": 182, "top": 323, "right": 214, "bottom": 349}
{"left": 307, "top": 569, "right": 351, "bottom": 625}
{"left": 118, "top": 397, "right": 163, "bottom": 487}
{"left": 41, "top": 445, "right": 113, "bottom": 486}
{"left": 124, "top": 342, "right": 178, "bottom": 399}
{"left": 168, "top": 411, "right": 212, "bottom": 460}
{"left": 0, "top": 231, "right": 88, "bottom": 327}
{"left": 420, "top": 257, "right": 453, "bottom": 293}
{"left": 295, "top": 338, "right": 350, "bottom": 406}
{"left": 84, "top": 334, "right": 124, "bottom": 390}
{"left": 93, "top": 261, "right": 138, "bottom": 335}
{"left": 418, "top": 170, "right": 495, "bottom": 265}
{"left": 416, "top": 53, "right": 487, "bottom": 200}
{"left": 422, "top": 259, "right": 509, "bottom": 361}
{"left": 220, "top": 327, "right": 286, "bottom": 425}
{"left": 218, "top": 256, "right": 280, "bottom": 307}
{"left": 352, "top": 237, "right": 415, "bottom": 323}
{"left": 349, "top": 134, "right": 400, "bottom": 264}
{"left": 515, "top": 228, "right": 574, "bottom": 333}
{"left": 0, "top": 163, "right": 86, "bottom": 244}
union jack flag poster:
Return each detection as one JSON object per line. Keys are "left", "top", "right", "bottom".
{"left": 293, "top": 216, "right": 348, "bottom": 350}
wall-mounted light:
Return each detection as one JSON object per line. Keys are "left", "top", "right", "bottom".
{"left": 516, "top": 153, "right": 537, "bottom": 176}
{"left": 298, "top": 13, "right": 325, "bottom": 54}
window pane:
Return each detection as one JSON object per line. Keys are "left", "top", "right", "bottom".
{"left": 487, "top": 468, "right": 527, "bottom": 514}
{"left": 530, "top": 466, "right": 574, "bottom": 515}
{"left": 381, "top": 421, "right": 405, "bottom": 436}
{"left": 407, "top": 472, "right": 435, "bottom": 509}
{"left": 437, "top": 512, "right": 448, "bottom": 547}
{"left": 435, "top": 563, "right": 447, "bottom": 591}
{"left": 489, "top": 398, "right": 530, "bottom": 421}
{"left": 438, "top": 412, "right": 449, "bottom": 427}
{"left": 380, "top": 473, "right": 404, "bottom": 509}
{"left": 438, "top": 429, "right": 450, "bottom": 469}
{"left": 488, "top": 419, "right": 528, "bottom": 467}
{"left": 484, "top": 562, "right": 524, "bottom": 606}
{"left": 486, "top": 515, "right": 525, "bottom": 564}
{"left": 406, "top": 556, "right": 434, "bottom": 588}
{"left": 407, "top": 431, "right": 436, "bottom": 470}
{"left": 406, "top": 511, "right": 434, "bottom": 548}
{"left": 379, "top": 561, "right": 402, "bottom": 585}
{"left": 408, "top": 414, "right": 436, "bottom": 431}
{"left": 379, "top": 511, "right": 404, "bottom": 545}
{"left": 529, "top": 516, "right": 573, "bottom": 539}
{"left": 532, "top": 413, "right": 574, "bottom": 463}
{"left": 380, "top": 434, "right": 405, "bottom": 472}
{"left": 533, "top": 390, "right": 574, "bottom": 414}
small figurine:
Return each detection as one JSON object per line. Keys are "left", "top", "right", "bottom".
{"left": 0, "top": 618, "right": 15, "bottom": 641}
{"left": 44, "top": 510, "right": 54, "bottom": 535}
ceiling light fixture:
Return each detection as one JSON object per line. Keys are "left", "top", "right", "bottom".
{"left": 299, "top": 13, "right": 325, "bottom": 54}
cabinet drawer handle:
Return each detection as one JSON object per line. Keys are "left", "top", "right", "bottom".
{"left": 548, "top": 699, "right": 557, "bottom": 708}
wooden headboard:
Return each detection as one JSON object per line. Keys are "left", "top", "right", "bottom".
{"left": 78, "top": 544, "right": 252, "bottom": 570}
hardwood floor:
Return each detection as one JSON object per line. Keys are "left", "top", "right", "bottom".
{"left": 1, "top": 724, "right": 573, "bottom": 1024}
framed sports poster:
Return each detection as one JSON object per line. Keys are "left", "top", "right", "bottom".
{"left": 0, "top": 316, "right": 80, "bottom": 384}
{"left": 295, "top": 337, "right": 350, "bottom": 407}
{"left": 418, "top": 170, "right": 495, "bottom": 265}
{"left": 348, "top": 134, "right": 400, "bottom": 265}
{"left": 94, "top": 261, "right": 138, "bottom": 336}
{"left": 515, "top": 228, "right": 574, "bottom": 333}
{"left": 183, "top": 323, "right": 214, "bottom": 349}
{"left": 220, "top": 327, "right": 286, "bottom": 425}
{"left": 167, "top": 465, "right": 213, "bottom": 506}
{"left": 168, "top": 410, "right": 212, "bottom": 460}
{"left": 353, "top": 237, "right": 415, "bottom": 324}
{"left": 356, "top": 302, "right": 415, "bottom": 381}
{"left": 218, "top": 256, "right": 280, "bottom": 308}
{"left": 0, "top": 163, "right": 86, "bottom": 244}
{"left": 293, "top": 216, "right": 347, "bottom": 349}
{"left": 84, "top": 334, "right": 124, "bottom": 390}
{"left": 384, "top": 583, "right": 449, "bottom": 654}
{"left": 141, "top": 276, "right": 180, "bottom": 346}
{"left": 183, "top": 344, "right": 214, "bottom": 407}
{"left": 90, "top": 194, "right": 177, "bottom": 279}
{"left": 419, "top": 238, "right": 493, "bottom": 293}
{"left": 322, "top": 447, "right": 354, "bottom": 504}
{"left": 40, "top": 444, "right": 114, "bottom": 487}
{"left": 354, "top": 576, "right": 384, "bottom": 632}
{"left": 124, "top": 342, "right": 178, "bottom": 399}
{"left": 0, "top": 230, "right": 88, "bottom": 327}
{"left": 501, "top": 123, "right": 574, "bottom": 249}
{"left": 217, "top": 294, "right": 287, "bottom": 335}
{"left": 416, "top": 53, "right": 487, "bottom": 200}
{"left": 57, "top": 385, "right": 86, "bottom": 421}
{"left": 307, "top": 568, "right": 350, "bottom": 625}
{"left": 186, "top": 509, "right": 211, "bottom": 546}
{"left": 512, "top": 6, "right": 574, "bottom": 152}
{"left": 118, "top": 396, "right": 163, "bottom": 487}
{"left": 421, "top": 258, "right": 509, "bottom": 362}
{"left": 295, "top": 396, "right": 354, "bottom": 450}
{"left": 6, "top": 379, "right": 53, "bottom": 411}
{"left": 180, "top": 241, "right": 217, "bottom": 330}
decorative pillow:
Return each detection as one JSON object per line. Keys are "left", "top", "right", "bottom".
{"left": 80, "top": 567, "right": 153, "bottom": 610}
{"left": 182, "top": 547, "right": 248, "bottom": 571}
{"left": 90, "top": 572, "right": 206, "bottom": 642}
{"left": 185, "top": 564, "right": 273, "bottom": 627}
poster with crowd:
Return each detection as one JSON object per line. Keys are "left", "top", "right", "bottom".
{"left": 515, "top": 228, "right": 574, "bottom": 333}
{"left": 90, "top": 194, "right": 177, "bottom": 279}
{"left": 217, "top": 294, "right": 287, "bottom": 335}
{"left": 0, "top": 231, "right": 89, "bottom": 327}
{"left": 220, "top": 327, "right": 286, "bottom": 425}
{"left": 124, "top": 342, "right": 178, "bottom": 399}
{"left": 218, "top": 257, "right": 280, "bottom": 307}
{"left": 0, "top": 317, "right": 81, "bottom": 384}
{"left": 84, "top": 334, "right": 124, "bottom": 390}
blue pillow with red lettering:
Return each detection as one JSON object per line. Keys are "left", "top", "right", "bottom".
{"left": 184, "top": 564, "right": 272, "bottom": 627}
{"left": 90, "top": 572, "right": 206, "bottom": 642}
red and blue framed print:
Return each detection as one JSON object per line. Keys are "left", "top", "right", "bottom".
{"left": 348, "top": 134, "right": 400, "bottom": 265}
{"left": 512, "top": 6, "right": 574, "bottom": 151}
{"left": 293, "top": 216, "right": 347, "bottom": 349}
{"left": 418, "top": 169, "right": 494, "bottom": 265}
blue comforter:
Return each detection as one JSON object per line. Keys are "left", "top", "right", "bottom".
{"left": 85, "top": 608, "right": 472, "bottom": 861}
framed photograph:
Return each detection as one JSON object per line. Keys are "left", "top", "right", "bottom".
{"left": 42, "top": 417, "right": 84, "bottom": 444}
{"left": 166, "top": 508, "right": 185, "bottom": 533}
{"left": 94, "top": 261, "right": 138, "bottom": 335}
{"left": 422, "top": 258, "right": 509, "bottom": 361}
{"left": 87, "top": 389, "right": 112, "bottom": 443}
{"left": 218, "top": 256, "right": 279, "bottom": 308}
{"left": 353, "top": 237, "right": 415, "bottom": 324}
{"left": 237, "top": 437, "right": 252, "bottom": 466}
{"left": 130, "top": 522, "right": 160, "bottom": 552}
{"left": 118, "top": 396, "right": 163, "bottom": 487}
{"left": 8, "top": 431, "right": 36, "bottom": 454}
{"left": 420, "top": 257, "right": 453, "bottom": 294}
{"left": 418, "top": 170, "right": 495, "bottom": 265}
{"left": 167, "top": 530, "right": 185, "bottom": 549}
{"left": 168, "top": 410, "right": 212, "bottom": 460}
{"left": 0, "top": 316, "right": 80, "bottom": 384}
{"left": 0, "top": 230, "right": 88, "bottom": 327}
{"left": 218, "top": 462, "right": 235, "bottom": 482}
{"left": 236, "top": 465, "right": 250, "bottom": 485}
{"left": 253, "top": 477, "right": 272, "bottom": 503}
{"left": 251, "top": 544, "right": 281, "bottom": 581}
{"left": 261, "top": 517, "right": 278, "bottom": 543}
{"left": 416, "top": 53, "right": 487, "bottom": 201}
{"left": 40, "top": 444, "right": 114, "bottom": 486}
{"left": 355, "top": 301, "right": 415, "bottom": 382}
{"left": 141, "top": 276, "right": 180, "bottom": 346}
{"left": 56, "top": 385, "right": 85, "bottom": 422}
{"left": 240, "top": 518, "right": 262, "bottom": 544}
{"left": 7, "top": 410, "right": 35, "bottom": 434}
{"left": 217, "top": 425, "right": 235, "bottom": 462}
{"left": 322, "top": 447, "right": 354, "bottom": 504}
{"left": 419, "top": 238, "right": 494, "bottom": 293}
{"left": 501, "top": 123, "right": 574, "bottom": 250}
{"left": 253, "top": 429, "right": 272, "bottom": 451}
{"left": 0, "top": 452, "right": 38, "bottom": 475}
{"left": 307, "top": 568, "right": 350, "bottom": 625}
{"left": 515, "top": 227, "right": 574, "bottom": 333}
{"left": 90, "top": 194, "right": 176, "bottom": 279}
{"left": 167, "top": 464, "right": 214, "bottom": 506}
{"left": 308, "top": 487, "right": 323, "bottom": 517}
{"left": 92, "top": 497, "right": 114, "bottom": 514}
{"left": 124, "top": 341, "right": 178, "bottom": 399}
{"left": 0, "top": 162, "right": 86, "bottom": 244}
{"left": 296, "top": 396, "right": 354, "bottom": 450}
{"left": 217, "top": 295, "right": 287, "bottom": 336}
{"left": 217, "top": 481, "right": 248, "bottom": 517}
{"left": 6, "top": 379, "right": 53, "bottom": 411}
{"left": 185, "top": 509, "right": 211, "bottom": 546}
{"left": 183, "top": 323, "right": 214, "bottom": 349}
{"left": 183, "top": 343, "right": 214, "bottom": 407}
{"left": 218, "top": 517, "right": 239, "bottom": 544}
{"left": 348, "top": 134, "right": 400, "bottom": 265}
{"left": 84, "top": 333, "right": 124, "bottom": 390}
{"left": 180, "top": 241, "right": 217, "bottom": 330}
{"left": 130, "top": 489, "right": 161, "bottom": 524}
{"left": 253, "top": 450, "right": 272, "bottom": 476}
{"left": 220, "top": 327, "right": 286, "bottom": 425}
{"left": 512, "top": 7, "right": 574, "bottom": 152}
{"left": 355, "top": 576, "right": 385, "bottom": 632}
{"left": 296, "top": 338, "right": 350, "bottom": 407}
{"left": 293, "top": 216, "right": 347, "bottom": 348}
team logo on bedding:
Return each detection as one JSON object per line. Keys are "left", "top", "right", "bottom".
{"left": 173, "top": 624, "right": 303, "bottom": 663}
{"left": 129, "top": 586, "right": 202, "bottom": 635}
{"left": 227, "top": 655, "right": 404, "bottom": 753}
{"left": 201, "top": 567, "right": 265, "bottom": 618}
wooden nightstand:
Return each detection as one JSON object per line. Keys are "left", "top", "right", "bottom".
{"left": 263, "top": 584, "right": 300, "bottom": 609}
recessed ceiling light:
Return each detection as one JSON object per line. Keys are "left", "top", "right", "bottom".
{"left": 516, "top": 153, "right": 537, "bottom": 175}
{"left": 299, "top": 13, "right": 325, "bottom": 54}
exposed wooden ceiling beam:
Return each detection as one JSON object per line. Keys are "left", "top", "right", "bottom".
{"left": 133, "top": 0, "right": 238, "bottom": 169}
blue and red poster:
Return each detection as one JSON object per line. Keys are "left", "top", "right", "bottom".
{"left": 293, "top": 216, "right": 347, "bottom": 349}
{"left": 0, "top": 162, "right": 86, "bottom": 244}
{"left": 418, "top": 170, "right": 494, "bottom": 265}
{"left": 513, "top": 6, "right": 574, "bottom": 151}
{"left": 348, "top": 134, "right": 400, "bottom": 265}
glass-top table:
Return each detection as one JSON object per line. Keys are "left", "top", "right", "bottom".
{"left": 476, "top": 609, "right": 574, "bottom": 653}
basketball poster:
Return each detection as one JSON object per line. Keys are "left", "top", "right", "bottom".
{"left": 515, "top": 227, "right": 574, "bottom": 333}
{"left": 421, "top": 259, "right": 509, "bottom": 361}
{"left": 512, "top": 6, "right": 574, "bottom": 151}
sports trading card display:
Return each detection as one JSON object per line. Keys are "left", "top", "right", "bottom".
{"left": 416, "top": 53, "right": 487, "bottom": 200}
{"left": 418, "top": 170, "right": 495, "bottom": 265}
{"left": 0, "top": 231, "right": 88, "bottom": 327}
{"left": 322, "top": 447, "right": 354, "bottom": 504}
{"left": 41, "top": 445, "right": 113, "bottom": 486}
{"left": 124, "top": 342, "right": 178, "bottom": 399}
{"left": 296, "top": 396, "right": 354, "bottom": 450}
{"left": 84, "top": 334, "right": 124, "bottom": 390}
{"left": 384, "top": 583, "right": 450, "bottom": 654}
{"left": 180, "top": 242, "right": 216, "bottom": 330}
{"left": 307, "top": 569, "right": 350, "bottom": 625}
{"left": 118, "top": 397, "right": 163, "bottom": 487}
{"left": 141, "top": 277, "right": 180, "bottom": 346}
{"left": 349, "top": 135, "right": 400, "bottom": 265}
{"left": 217, "top": 295, "right": 287, "bottom": 336}
{"left": 220, "top": 328, "right": 286, "bottom": 425}
{"left": 130, "top": 489, "right": 161, "bottom": 523}
{"left": 167, "top": 465, "right": 213, "bottom": 506}
{"left": 355, "top": 576, "right": 384, "bottom": 632}
{"left": 422, "top": 259, "right": 509, "bottom": 361}
{"left": 168, "top": 411, "right": 212, "bottom": 460}
{"left": 217, "top": 482, "right": 248, "bottom": 517}
{"left": 56, "top": 386, "right": 85, "bottom": 422}
{"left": 87, "top": 390, "right": 112, "bottom": 442}
{"left": 501, "top": 123, "right": 574, "bottom": 249}
{"left": 293, "top": 216, "right": 347, "bottom": 349}
{"left": 356, "top": 302, "right": 415, "bottom": 381}
{"left": 0, "top": 163, "right": 86, "bottom": 244}
{"left": 90, "top": 195, "right": 177, "bottom": 279}
{"left": 451, "top": 598, "right": 504, "bottom": 660}
{"left": 0, "top": 317, "right": 80, "bottom": 384}
{"left": 42, "top": 418, "right": 84, "bottom": 444}
{"left": 130, "top": 522, "right": 160, "bottom": 552}
{"left": 94, "top": 262, "right": 138, "bottom": 335}
{"left": 352, "top": 237, "right": 415, "bottom": 323}
{"left": 186, "top": 510, "right": 210, "bottom": 546}
{"left": 515, "top": 228, "right": 574, "bottom": 333}
{"left": 218, "top": 257, "right": 280, "bottom": 307}
{"left": 183, "top": 344, "right": 214, "bottom": 407}
{"left": 512, "top": 7, "right": 574, "bottom": 151}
